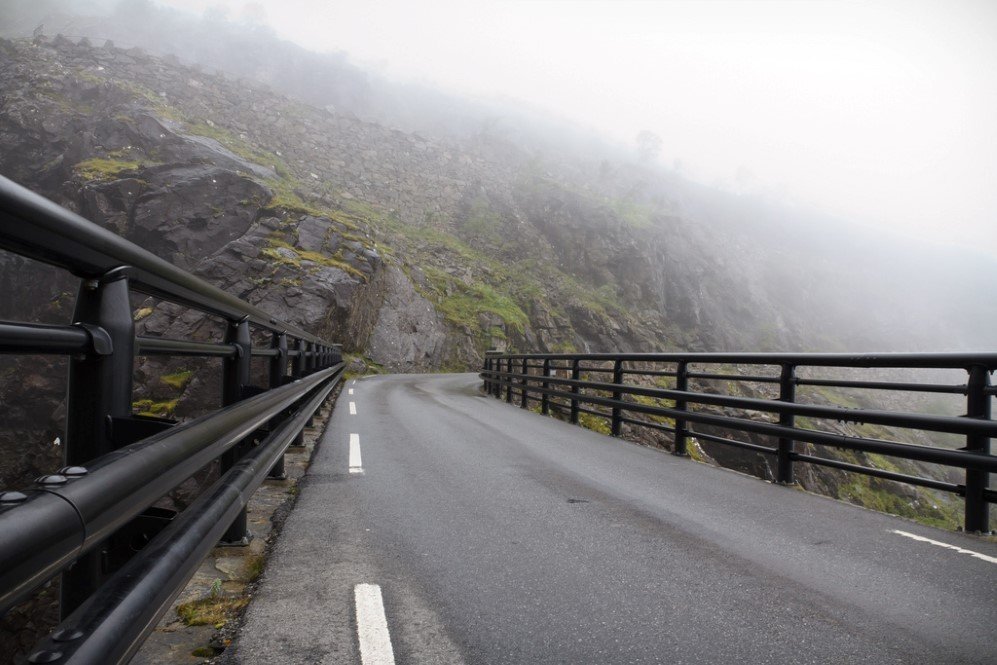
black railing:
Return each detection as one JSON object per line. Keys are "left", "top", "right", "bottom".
{"left": 481, "top": 351, "right": 996, "bottom": 533}
{"left": 0, "top": 175, "right": 344, "bottom": 663}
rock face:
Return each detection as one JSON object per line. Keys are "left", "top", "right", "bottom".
{"left": 366, "top": 266, "right": 448, "bottom": 371}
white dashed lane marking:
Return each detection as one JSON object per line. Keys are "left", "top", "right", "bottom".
{"left": 349, "top": 388, "right": 354, "bottom": 395}
{"left": 891, "top": 530, "right": 997, "bottom": 565}
{"left": 349, "top": 433, "right": 363, "bottom": 474}
{"left": 354, "top": 584, "right": 396, "bottom": 665}
{"left": 349, "top": 401, "right": 357, "bottom": 415}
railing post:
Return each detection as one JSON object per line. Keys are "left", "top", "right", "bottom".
{"left": 520, "top": 357, "right": 529, "bottom": 408}
{"left": 293, "top": 338, "right": 307, "bottom": 377}
{"left": 60, "top": 271, "right": 134, "bottom": 618}
{"left": 541, "top": 358, "right": 551, "bottom": 415}
{"left": 673, "top": 361, "right": 689, "bottom": 456}
{"left": 570, "top": 358, "right": 581, "bottom": 424}
{"left": 268, "top": 331, "right": 289, "bottom": 479}
{"left": 506, "top": 357, "right": 513, "bottom": 403}
{"left": 220, "top": 318, "right": 251, "bottom": 544}
{"left": 776, "top": 364, "right": 797, "bottom": 484}
{"left": 611, "top": 359, "right": 624, "bottom": 436}
{"left": 290, "top": 338, "right": 307, "bottom": 447}
{"left": 493, "top": 357, "right": 502, "bottom": 397}
{"left": 304, "top": 342, "right": 317, "bottom": 426}
{"left": 483, "top": 356, "right": 492, "bottom": 394}
{"left": 965, "top": 365, "right": 992, "bottom": 533}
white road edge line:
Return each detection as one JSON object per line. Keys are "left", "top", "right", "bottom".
{"left": 349, "top": 433, "right": 363, "bottom": 474}
{"left": 349, "top": 388, "right": 354, "bottom": 395}
{"left": 891, "top": 529, "right": 997, "bottom": 565}
{"left": 354, "top": 583, "right": 396, "bottom": 665}
{"left": 349, "top": 401, "right": 357, "bottom": 415}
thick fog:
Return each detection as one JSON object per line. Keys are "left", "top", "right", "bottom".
{"left": 148, "top": 0, "right": 997, "bottom": 254}
{"left": 6, "top": 0, "right": 995, "bottom": 252}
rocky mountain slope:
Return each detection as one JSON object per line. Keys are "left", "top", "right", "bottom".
{"left": 2, "top": 29, "right": 984, "bottom": 516}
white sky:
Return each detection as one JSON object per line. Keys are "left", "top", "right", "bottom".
{"left": 156, "top": 0, "right": 997, "bottom": 253}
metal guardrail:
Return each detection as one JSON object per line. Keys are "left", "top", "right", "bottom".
{"left": 0, "top": 175, "right": 345, "bottom": 662}
{"left": 481, "top": 351, "right": 996, "bottom": 533}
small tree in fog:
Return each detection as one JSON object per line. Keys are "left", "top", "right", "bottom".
{"left": 635, "top": 130, "right": 662, "bottom": 163}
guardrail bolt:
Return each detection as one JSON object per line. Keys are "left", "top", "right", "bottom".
{"left": 0, "top": 491, "right": 28, "bottom": 505}
{"left": 51, "top": 628, "right": 84, "bottom": 642}
{"left": 35, "top": 474, "right": 68, "bottom": 486}
{"left": 59, "top": 466, "right": 88, "bottom": 477}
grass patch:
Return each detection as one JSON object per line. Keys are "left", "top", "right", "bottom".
{"left": 838, "top": 476, "right": 960, "bottom": 530}
{"left": 73, "top": 157, "right": 145, "bottom": 182}
{"left": 578, "top": 412, "right": 611, "bottom": 435}
{"left": 160, "top": 369, "right": 194, "bottom": 391}
{"left": 423, "top": 267, "right": 528, "bottom": 335}
{"left": 630, "top": 393, "right": 676, "bottom": 427}
{"left": 262, "top": 236, "right": 366, "bottom": 279}
{"left": 244, "top": 554, "right": 266, "bottom": 582}
{"left": 609, "top": 198, "right": 655, "bottom": 228}
{"left": 185, "top": 120, "right": 278, "bottom": 170}
{"left": 177, "top": 595, "right": 249, "bottom": 628}
{"left": 132, "top": 398, "right": 179, "bottom": 418}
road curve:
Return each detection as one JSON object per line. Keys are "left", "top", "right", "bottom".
{"left": 231, "top": 373, "right": 997, "bottom": 664}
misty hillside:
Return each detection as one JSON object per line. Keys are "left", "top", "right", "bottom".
{"left": 3, "top": 1, "right": 995, "bottom": 361}
{"left": 0, "top": 22, "right": 984, "bottom": 513}
{"left": 0, "top": 3, "right": 991, "bottom": 509}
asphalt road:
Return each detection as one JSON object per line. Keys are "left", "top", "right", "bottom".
{"left": 231, "top": 373, "right": 997, "bottom": 664}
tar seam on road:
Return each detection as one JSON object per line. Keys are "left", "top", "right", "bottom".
{"left": 354, "top": 583, "right": 396, "bottom": 665}
{"left": 350, "top": 401, "right": 357, "bottom": 415}
{"left": 350, "top": 432, "right": 363, "bottom": 474}
{"left": 891, "top": 529, "right": 997, "bottom": 564}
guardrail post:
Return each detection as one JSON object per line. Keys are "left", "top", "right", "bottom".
{"left": 505, "top": 358, "right": 513, "bottom": 403}
{"left": 776, "top": 364, "right": 797, "bottom": 484}
{"left": 611, "top": 359, "right": 624, "bottom": 436}
{"left": 492, "top": 357, "right": 501, "bottom": 397}
{"left": 965, "top": 365, "right": 992, "bottom": 533}
{"left": 541, "top": 358, "right": 551, "bottom": 415}
{"left": 673, "top": 361, "right": 689, "bottom": 456}
{"left": 520, "top": 357, "right": 529, "bottom": 408}
{"left": 570, "top": 359, "right": 581, "bottom": 424}
{"left": 268, "top": 331, "right": 289, "bottom": 479}
{"left": 305, "top": 342, "right": 317, "bottom": 426}
{"left": 290, "top": 338, "right": 308, "bottom": 447}
{"left": 483, "top": 356, "right": 491, "bottom": 394}
{"left": 61, "top": 271, "right": 134, "bottom": 618}
{"left": 221, "top": 318, "right": 251, "bottom": 544}
{"left": 293, "top": 338, "right": 307, "bottom": 377}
